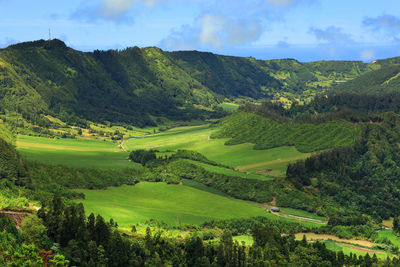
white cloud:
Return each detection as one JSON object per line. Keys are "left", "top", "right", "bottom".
{"left": 198, "top": 14, "right": 225, "bottom": 47}
{"left": 363, "top": 14, "right": 400, "bottom": 41}
{"left": 159, "top": 0, "right": 313, "bottom": 51}
{"left": 161, "top": 13, "right": 262, "bottom": 50}
{"left": 360, "top": 49, "right": 374, "bottom": 61}
{"left": 198, "top": 14, "right": 261, "bottom": 48}
{"left": 100, "top": 0, "right": 134, "bottom": 18}
{"left": 72, "top": 0, "right": 167, "bottom": 23}
{"left": 309, "top": 26, "right": 354, "bottom": 44}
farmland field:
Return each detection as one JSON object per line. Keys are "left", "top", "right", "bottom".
{"left": 378, "top": 230, "right": 400, "bottom": 248}
{"left": 323, "top": 241, "right": 391, "bottom": 259}
{"left": 74, "top": 182, "right": 269, "bottom": 227}
{"left": 16, "top": 135, "right": 136, "bottom": 169}
{"left": 125, "top": 125, "right": 309, "bottom": 177}
{"left": 185, "top": 160, "right": 272, "bottom": 181}
{"left": 278, "top": 207, "right": 327, "bottom": 221}
{"left": 75, "top": 182, "right": 325, "bottom": 229}
{"left": 296, "top": 233, "right": 392, "bottom": 259}
{"left": 218, "top": 102, "right": 240, "bottom": 112}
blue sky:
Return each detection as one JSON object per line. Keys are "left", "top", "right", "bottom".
{"left": 1, "top": 0, "right": 400, "bottom": 61}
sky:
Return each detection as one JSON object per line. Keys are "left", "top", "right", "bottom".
{"left": 1, "top": 0, "right": 400, "bottom": 62}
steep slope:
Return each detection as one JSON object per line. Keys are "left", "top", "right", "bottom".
{"left": 0, "top": 39, "right": 395, "bottom": 127}
{"left": 332, "top": 64, "right": 400, "bottom": 94}
{"left": 168, "top": 52, "right": 369, "bottom": 98}
{"left": 0, "top": 136, "right": 30, "bottom": 187}
{"left": 167, "top": 51, "right": 282, "bottom": 97}
{"left": 213, "top": 111, "right": 361, "bottom": 152}
{"left": 0, "top": 40, "right": 214, "bottom": 126}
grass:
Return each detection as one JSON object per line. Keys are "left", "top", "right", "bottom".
{"left": 210, "top": 235, "right": 254, "bottom": 245}
{"left": 74, "top": 182, "right": 269, "bottom": 227}
{"left": 278, "top": 207, "right": 327, "bottom": 221}
{"left": 323, "top": 241, "right": 391, "bottom": 259}
{"left": 75, "top": 182, "right": 326, "bottom": 229}
{"left": 125, "top": 125, "right": 309, "bottom": 177}
{"left": 382, "top": 219, "right": 393, "bottom": 229}
{"left": 16, "top": 135, "right": 136, "bottom": 169}
{"left": 216, "top": 111, "right": 361, "bottom": 153}
{"left": 378, "top": 230, "right": 400, "bottom": 248}
{"left": 185, "top": 160, "right": 272, "bottom": 181}
{"left": 181, "top": 179, "right": 228, "bottom": 197}
{"left": 233, "top": 235, "right": 253, "bottom": 245}
{"left": 218, "top": 102, "right": 239, "bottom": 112}
{"left": 296, "top": 233, "right": 392, "bottom": 259}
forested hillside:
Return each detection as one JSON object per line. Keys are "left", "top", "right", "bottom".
{"left": 332, "top": 64, "right": 400, "bottom": 94}
{"left": 214, "top": 111, "right": 361, "bottom": 152}
{"left": 220, "top": 97, "right": 400, "bottom": 221}
{"left": 0, "top": 39, "right": 391, "bottom": 128}
{"left": 2, "top": 131, "right": 400, "bottom": 265}
{"left": 4, "top": 39, "right": 400, "bottom": 265}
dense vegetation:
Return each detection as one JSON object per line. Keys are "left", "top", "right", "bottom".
{"left": 286, "top": 112, "right": 400, "bottom": 220}
{"left": 2, "top": 196, "right": 396, "bottom": 266}
{"left": 242, "top": 93, "right": 400, "bottom": 124}
{"left": 0, "top": 136, "right": 30, "bottom": 187}
{"left": 332, "top": 64, "right": 400, "bottom": 94}
{"left": 4, "top": 39, "right": 400, "bottom": 265}
{"left": 214, "top": 111, "right": 361, "bottom": 152}
{"left": 2, "top": 39, "right": 396, "bottom": 129}
{"left": 2, "top": 136, "right": 395, "bottom": 265}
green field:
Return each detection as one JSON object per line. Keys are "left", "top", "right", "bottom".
{"left": 185, "top": 160, "right": 272, "bottom": 181}
{"left": 233, "top": 235, "right": 254, "bottom": 245}
{"left": 378, "top": 230, "right": 400, "bottom": 248}
{"left": 125, "top": 125, "right": 309, "bottom": 177}
{"left": 278, "top": 207, "right": 327, "bottom": 221}
{"left": 181, "top": 179, "right": 228, "bottom": 197}
{"left": 324, "top": 241, "right": 391, "bottom": 259}
{"left": 296, "top": 233, "right": 392, "bottom": 259}
{"left": 74, "top": 182, "right": 268, "bottom": 227}
{"left": 16, "top": 135, "right": 136, "bottom": 169}
{"left": 218, "top": 102, "right": 240, "bottom": 112}
{"left": 75, "top": 182, "right": 324, "bottom": 229}
{"left": 210, "top": 235, "right": 254, "bottom": 245}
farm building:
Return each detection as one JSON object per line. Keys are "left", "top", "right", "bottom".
{"left": 271, "top": 207, "right": 280, "bottom": 212}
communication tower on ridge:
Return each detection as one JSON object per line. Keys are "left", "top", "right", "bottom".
{"left": 48, "top": 28, "right": 51, "bottom": 41}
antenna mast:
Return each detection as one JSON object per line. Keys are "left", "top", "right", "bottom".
{"left": 48, "top": 28, "right": 51, "bottom": 41}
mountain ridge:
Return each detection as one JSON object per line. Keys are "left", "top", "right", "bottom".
{"left": 1, "top": 39, "right": 399, "bottom": 127}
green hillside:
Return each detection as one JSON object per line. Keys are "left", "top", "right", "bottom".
{"left": 332, "top": 64, "right": 400, "bottom": 94}
{"left": 74, "top": 183, "right": 268, "bottom": 227}
{"left": 214, "top": 111, "right": 361, "bottom": 152}
{"left": 0, "top": 39, "right": 385, "bottom": 129}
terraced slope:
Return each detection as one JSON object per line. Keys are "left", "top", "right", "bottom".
{"left": 214, "top": 111, "right": 361, "bottom": 153}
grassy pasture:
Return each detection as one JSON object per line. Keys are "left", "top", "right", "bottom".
{"left": 75, "top": 182, "right": 325, "bottom": 229}
{"left": 378, "top": 230, "right": 400, "bottom": 248}
{"left": 185, "top": 160, "right": 272, "bottom": 181}
{"left": 16, "top": 135, "right": 136, "bottom": 169}
{"left": 218, "top": 102, "right": 240, "bottom": 112}
{"left": 296, "top": 233, "right": 392, "bottom": 259}
{"left": 181, "top": 179, "right": 228, "bottom": 197}
{"left": 233, "top": 235, "right": 254, "bottom": 245}
{"left": 74, "top": 182, "right": 268, "bottom": 227}
{"left": 323, "top": 241, "right": 391, "bottom": 259}
{"left": 125, "top": 125, "right": 309, "bottom": 177}
{"left": 277, "top": 207, "right": 327, "bottom": 221}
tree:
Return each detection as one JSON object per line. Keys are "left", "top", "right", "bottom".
{"left": 21, "top": 214, "right": 49, "bottom": 247}
{"left": 393, "top": 216, "right": 400, "bottom": 234}
{"left": 185, "top": 235, "right": 204, "bottom": 266}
